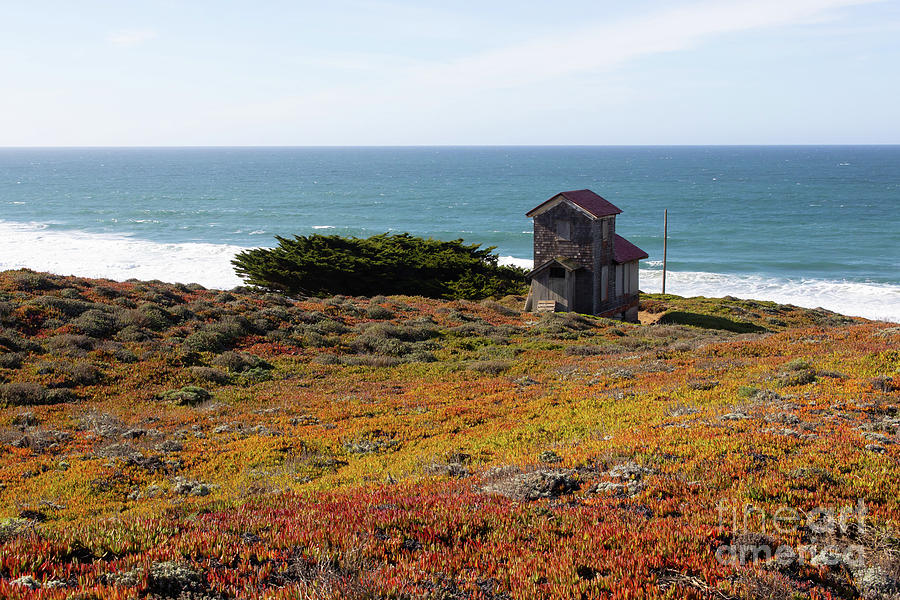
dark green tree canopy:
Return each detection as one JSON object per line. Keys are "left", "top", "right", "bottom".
{"left": 232, "top": 233, "right": 526, "bottom": 300}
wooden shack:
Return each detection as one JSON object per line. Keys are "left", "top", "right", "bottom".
{"left": 523, "top": 189, "right": 648, "bottom": 321}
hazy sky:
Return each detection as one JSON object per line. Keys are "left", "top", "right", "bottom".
{"left": 2, "top": 0, "right": 898, "bottom": 145}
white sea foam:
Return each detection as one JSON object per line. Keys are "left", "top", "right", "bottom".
{"left": 640, "top": 269, "right": 899, "bottom": 323}
{"left": 1, "top": 222, "right": 896, "bottom": 322}
{"left": 0, "top": 221, "right": 245, "bottom": 289}
{"left": 498, "top": 255, "right": 534, "bottom": 270}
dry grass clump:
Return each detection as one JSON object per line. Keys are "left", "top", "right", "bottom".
{"left": 36, "top": 360, "right": 103, "bottom": 386}
{"left": 467, "top": 359, "right": 512, "bottom": 375}
{"left": 45, "top": 333, "right": 97, "bottom": 356}
{"left": 0, "top": 382, "right": 74, "bottom": 405}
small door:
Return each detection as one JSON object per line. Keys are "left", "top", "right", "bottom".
{"left": 548, "top": 267, "right": 568, "bottom": 310}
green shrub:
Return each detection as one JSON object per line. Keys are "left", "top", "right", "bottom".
{"left": 182, "top": 331, "right": 226, "bottom": 354}
{"left": 208, "top": 316, "right": 251, "bottom": 340}
{"left": 311, "top": 319, "right": 349, "bottom": 336}
{"left": 532, "top": 313, "right": 597, "bottom": 337}
{"left": 211, "top": 351, "right": 271, "bottom": 373}
{"left": 169, "top": 305, "right": 196, "bottom": 323}
{"left": 737, "top": 386, "right": 759, "bottom": 399}
{"left": 93, "top": 285, "right": 123, "bottom": 299}
{"left": 365, "top": 305, "right": 395, "bottom": 320}
{"left": 73, "top": 309, "right": 119, "bottom": 338}
{"left": 236, "top": 366, "right": 273, "bottom": 384}
{"left": 778, "top": 369, "right": 817, "bottom": 387}
{"left": 352, "top": 321, "right": 439, "bottom": 356}
{"left": 250, "top": 307, "right": 290, "bottom": 332}
{"left": 34, "top": 295, "right": 95, "bottom": 318}
{"left": 131, "top": 304, "right": 172, "bottom": 331}
{"left": 115, "top": 325, "right": 153, "bottom": 343}
{"left": 446, "top": 321, "right": 496, "bottom": 337}
{"left": 4, "top": 270, "right": 57, "bottom": 291}
{"left": 232, "top": 232, "right": 526, "bottom": 299}
{"left": 0, "top": 301, "right": 12, "bottom": 322}
{"left": 157, "top": 386, "right": 211, "bottom": 406}
{"left": 783, "top": 358, "right": 812, "bottom": 371}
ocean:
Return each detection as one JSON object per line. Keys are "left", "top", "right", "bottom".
{"left": 0, "top": 146, "right": 897, "bottom": 322}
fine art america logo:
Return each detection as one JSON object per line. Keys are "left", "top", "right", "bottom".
{"left": 716, "top": 498, "right": 868, "bottom": 567}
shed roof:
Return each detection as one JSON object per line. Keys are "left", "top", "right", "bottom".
{"left": 613, "top": 234, "right": 649, "bottom": 264}
{"left": 526, "top": 189, "right": 623, "bottom": 219}
{"left": 526, "top": 256, "right": 583, "bottom": 278}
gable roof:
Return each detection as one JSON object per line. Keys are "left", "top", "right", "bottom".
{"left": 526, "top": 189, "right": 623, "bottom": 219}
{"left": 526, "top": 256, "right": 584, "bottom": 278}
{"left": 613, "top": 234, "right": 649, "bottom": 264}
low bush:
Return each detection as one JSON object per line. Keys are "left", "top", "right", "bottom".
{"left": 467, "top": 360, "right": 512, "bottom": 375}
{"left": 365, "top": 305, "right": 395, "bottom": 320}
{"left": 37, "top": 361, "right": 103, "bottom": 386}
{"left": 46, "top": 334, "right": 97, "bottom": 356}
{"left": 532, "top": 313, "right": 597, "bottom": 337}
{"left": 565, "top": 344, "right": 605, "bottom": 356}
{"left": 73, "top": 309, "right": 120, "bottom": 338}
{"left": 0, "top": 382, "right": 47, "bottom": 405}
{"left": 182, "top": 330, "right": 226, "bottom": 354}
{"left": 352, "top": 321, "right": 440, "bottom": 356}
{"left": 188, "top": 366, "right": 230, "bottom": 384}
{"left": 34, "top": 295, "right": 95, "bottom": 318}
{"left": 311, "top": 319, "right": 350, "bottom": 336}
{"left": 125, "top": 304, "right": 172, "bottom": 331}
{"left": 115, "top": 325, "right": 153, "bottom": 343}
{"left": 157, "top": 386, "right": 211, "bottom": 406}
{"left": 0, "top": 329, "right": 25, "bottom": 352}
{"left": 0, "top": 352, "right": 24, "bottom": 369}
{"left": 777, "top": 369, "right": 817, "bottom": 387}
{"left": 0, "top": 382, "right": 72, "bottom": 405}
{"left": 4, "top": 270, "right": 57, "bottom": 292}
{"left": 212, "top": 351, "right": 271, "bottom": 373}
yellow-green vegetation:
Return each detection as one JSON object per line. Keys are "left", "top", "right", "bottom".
{"left": 0, "top": 268, "right": 898, "bottom": 599}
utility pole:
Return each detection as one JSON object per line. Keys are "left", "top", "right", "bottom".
{"left": 662, "top": 209, "right": 668, "bottom": 295}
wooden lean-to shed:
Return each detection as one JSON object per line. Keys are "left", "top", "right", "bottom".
{"left": 523, "top": 189, "right": 648, "bottom": 321}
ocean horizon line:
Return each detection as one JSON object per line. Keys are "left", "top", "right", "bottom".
{"left": 2, "top": 143, "right": 899, "bottom": 150}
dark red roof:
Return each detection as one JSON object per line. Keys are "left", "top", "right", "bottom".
{"left": 526, "top": 189, "right": 623, "bottom": 219}
{"left": 614, "top": 234, "right": 648, "bottom": 264}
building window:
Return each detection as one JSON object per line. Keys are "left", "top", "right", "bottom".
{"left": 615, "top": 264, "right": 624, "bottom": 296}
{"left": 549, "top": 267, "right": 566, "bottom": 279}
{"left": 601, "top": 266, "right": 608, "bottom": 301}
{"left": 556, "top": 220, "right": 571, "bottom": 241}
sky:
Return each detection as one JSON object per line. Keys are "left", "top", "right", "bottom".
{"left": 1, "top": 0, "right": 899, "bottom": 146}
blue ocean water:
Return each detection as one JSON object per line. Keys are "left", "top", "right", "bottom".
{"left": 0, "top": 146, "right": 897, "bottom": 321}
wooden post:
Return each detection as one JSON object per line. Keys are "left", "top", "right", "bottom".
{"left": 662, "top": 209, "right": 668, "bottom": 295}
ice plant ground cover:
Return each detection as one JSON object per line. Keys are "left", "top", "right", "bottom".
{"left": 0, "top": 268, "right": 897, "bottom": 599}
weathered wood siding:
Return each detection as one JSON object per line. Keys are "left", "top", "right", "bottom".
{"left": 533, "top": 203, "right": 595, "bottom": 269}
